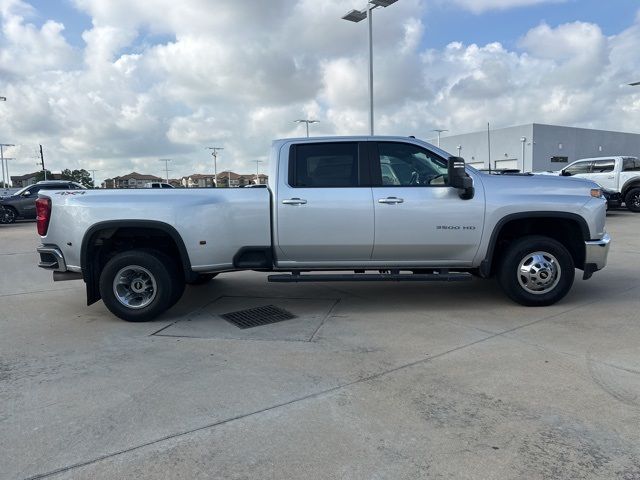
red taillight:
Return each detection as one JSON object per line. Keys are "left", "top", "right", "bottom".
{"left": 36, "top": 197, "right": 51, "bottom": 236}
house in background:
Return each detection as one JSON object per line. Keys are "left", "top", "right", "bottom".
{"left": 11, "top": 172, "right": 64, "bottom": 188}
{"left": 181, "top": 174, "right": 216, "bottom": 188}
{"left": 102, "top": 172, "right": 164, "bottom": 188}
{"left": 215, "top": 171, "right": 268, "bottom": 187}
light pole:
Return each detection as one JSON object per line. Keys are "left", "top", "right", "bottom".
{"left": 253, "top": 160, "right": 264, "bottom": 185}
{"left": 520, "top": 137, "right": 526, "bottom": 171}
{"left": 89, "top": 169, "right": 100, "bottom": 188}
{"left": 159, "top": 159, "right": 171, "bottom": 184}
{"left": 457, "top": 145, "right": 462, "bottom": 157}
{"left": 1, "top": 144, "right": 15, "bottom": 189}
{"left": 3, "top": 158, "right": 14, "bottom": 188}
{"left": 294, "top": 119, "right": 319, "bottom": 138}
{"left": 342, "top": 0, "right": 398, "bottom": 136}
{"left": 206, "top": 147, "right": 224, "bottom": 187}
{"left": 432, "top": 129, "right": 448, "bottom": 147}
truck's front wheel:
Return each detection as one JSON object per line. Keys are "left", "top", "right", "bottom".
{"left": 99, "top": 250, "right": 178, "bottom": 322}
{"left": 497, "top": 235, "right": 574, "bottom": 306}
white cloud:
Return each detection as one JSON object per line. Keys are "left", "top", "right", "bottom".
{"left": 0, "top": 0, "right": 639, "bottom": 184}
{"left": 447, "top": 0, "right": 566, "bottom": 14}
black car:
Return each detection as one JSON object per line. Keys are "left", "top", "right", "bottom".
{"left": 0, "top": 180, "right": 86, "bottom": 224}
{"left": 602, "top": 188, "right": 622, "bottom": 210}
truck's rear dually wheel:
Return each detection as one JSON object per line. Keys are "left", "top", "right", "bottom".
{"left": 497, "top": 235, "right": 575, "bottom": 306}
{"left": 99, "top": 249, "right": 180, "bottom": 322}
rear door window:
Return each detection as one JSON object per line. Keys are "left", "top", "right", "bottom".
{"left": 289, "top": 142, "right": 362, "bottom": 187}
{"left": 592, "top": 159, "right": 615, "bottom": 173}
{"left": 623, "top": 158, "right": 640, "bottom": 171}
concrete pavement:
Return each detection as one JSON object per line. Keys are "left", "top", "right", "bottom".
{"left": 1, "top": 212, "right": 639, "bottom": 479}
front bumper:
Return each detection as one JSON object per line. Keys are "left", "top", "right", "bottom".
{"left": 583, "top": 233, "right": 611, "bottom": 280}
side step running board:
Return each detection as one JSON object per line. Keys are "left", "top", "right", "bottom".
{"left": 268, "top": 272, "right": 473, "bottom": 283}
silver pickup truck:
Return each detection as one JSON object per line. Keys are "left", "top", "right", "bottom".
{"left": 36, "top": 136, "right": 611, "bottom": 322}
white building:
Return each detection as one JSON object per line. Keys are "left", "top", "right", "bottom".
{"left": 437, "top": 124, "right": 640, "bottom": 172}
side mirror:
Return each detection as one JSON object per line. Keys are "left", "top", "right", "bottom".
{"left": 22, "top": 191, "right": 31, "bottom": 197}
{"left": 447, "top": 156, "right": 474, "bottom": 200}
{"left": 561, "top": 169, "right": 571, "bottom": 176}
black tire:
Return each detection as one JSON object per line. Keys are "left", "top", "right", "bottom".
{"left": 148, "top": 250, "right": 185, "bottom": 308}
{"left": 625, "top": 188, "right": 640, "bottom": 213}
{"left": 99, "top": 249, "right": 178, "bottom": 322}
{"left": 0, "top": 206, "right": 17, "bottom": 224}
{"left": 186, "top": 273, "right": 219, "bottom": 285}
{"left": 497, "top": 235, "right": 575, "bottom": 307}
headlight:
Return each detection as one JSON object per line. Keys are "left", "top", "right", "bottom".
{"left": 590, "top": 188, "right": 603, "bottom": 198}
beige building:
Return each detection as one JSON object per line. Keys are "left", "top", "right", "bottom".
{"left": 102, "top": 172, "right": 164, "bottom": 189}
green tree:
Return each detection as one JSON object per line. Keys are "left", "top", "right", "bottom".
{"left": 61, "top": 168, "right": 94, "bottom": 188}
{"left": 34, "top": 170, "right": 53, "bottom": 182}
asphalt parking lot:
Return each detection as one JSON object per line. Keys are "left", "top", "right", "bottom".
{"left": 2, "top": 212, "right": 640, "bottom": 480}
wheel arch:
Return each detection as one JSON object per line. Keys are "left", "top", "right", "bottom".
{"left": 621, "top": 179, "right": 640, "bottom": 198}
{"left": 81, "top": 220, "right": 195, "bottom": 305}
{"left": 480, "top": 212, "right": 590, "bottom": 278}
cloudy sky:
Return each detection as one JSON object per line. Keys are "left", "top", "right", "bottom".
{"left": 1, "top": 0, "right": 639, "bottom": 184}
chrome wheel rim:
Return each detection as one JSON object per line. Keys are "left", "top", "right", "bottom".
{"left": 113, "top": 265, "right": 157, "bottom": 309}
{"left": 517, "top": 251, "right": 561, "bottom": 295}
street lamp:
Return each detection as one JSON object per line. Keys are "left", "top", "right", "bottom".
{"left": 432, "top": 129, "right": 448, "bottom": 147}
{"left": 457, "top": 145, "right": 462, "bottom": 157}
{"left": 0, "top": 97, "right": 6, "bottom": 101}
{"left": 1, "top": 143, "right": 15, "bottom": 189}
{"left": 206, "top": 147, "right": 224, "bottom": 187}
{"left": 342, "top": 0, "right": 398, "bottom": 136}
{"left": 629, "top": 81, "right": 640, "bottom": 86}
{"left": 3, "top": 158, "right": 14, "bottom": 188}
{"left": 294, "top": 119, "right": 319, "bottom": 137}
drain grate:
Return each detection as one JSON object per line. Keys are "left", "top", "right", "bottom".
{"left": 220, "top": 305, "right": 297, "bottom": 329}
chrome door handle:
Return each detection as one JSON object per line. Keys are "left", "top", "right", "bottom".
{"left": 282, "top": 198, "right": 307, "bottom": 205}
{"left": 378, "top": 197, "right": 404, "bottom": 204}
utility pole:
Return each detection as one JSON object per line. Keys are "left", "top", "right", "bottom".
{"left": 253, "top": 160, "right": 264, "bottom": 184}
{"left": 89, "top": 169, "right": 100, "bottom": 188}
{"left": 1, "top": 143, "right": 15, "bottom": 188}
{"left": 159, "top": 159, "right": 171, "bottom": 183}
{"left": 206, "top": 147, "right": 224, "bottom": 187}
{"left": 39, "top": 144, "right": 47, "bottom": 180}
{"left": 487, "top": 123, "right": 492, "bottom": 173}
